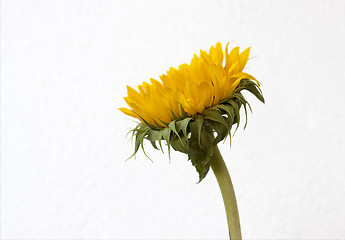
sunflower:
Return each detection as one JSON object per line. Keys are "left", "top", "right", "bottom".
{"left": 119, "top": 42, "right": 264, "bottom": 239}
{"left": 119, "top": 42, "right": 263, "bottom": 181}
{"left": 120, "top": 42, "right": 261, "bottom": 128}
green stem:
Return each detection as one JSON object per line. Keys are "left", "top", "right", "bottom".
{"left": 210, "top": 145, "right": 242, "bottom": 240}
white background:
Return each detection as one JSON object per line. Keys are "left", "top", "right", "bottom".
{"left": 1, "top": 0, "right": 345, "bottom": 239}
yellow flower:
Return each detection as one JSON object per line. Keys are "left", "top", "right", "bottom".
{"left": 119, "top": 42, "right": 264, "bottom": 182}
{"left": 119, "top": 44, "right": 264, "bottom": 235}
{"left": 119, "top": 42, "right": 259, "bottom": 128}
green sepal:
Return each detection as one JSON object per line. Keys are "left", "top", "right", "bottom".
{"left": 195, "top": 115, "right": 204, "bottom": 148}
{"left": 162, "top": 127, "right": 172, "bottom": 158}
{"left": 179, "top": 103, "right": 189, "bottom": 119}
{"left": 170, "top": 135, "right": 189, "bottom": 153}
{"left": 209, "top": 120, "right": 230, "bottom": 145}
{"left": 131, "top": 112, "right": 158, "bottom": 130}
{"left": 176, "top": 117, "right": 192, "bottom": 138}
{"left": 127, "top": 124, "right": 150, "bottom": 160}
{"left": 243, "top": 80, "right": 265, "bottom": 103}
{"left": 216, "top": 104, "right": 235, "bottom": 122}
{"left": 169, "top": 109, "right": 180, "bottom": 121}
{"left": 203, "top": 109, "right": 230, "bottom": 131}
{"left": 125, "top": 78, "right": 264, "bottom": 182}
{"left": 168, "top": 120, "right": 185, "bottom": 148}
{"left": 187, "top": 126, "right": 214, "bottom": 182}
{"left": 149, "top": 139, "right": 159, "bottom": 150}
{"left": 147, "top": 129, "right": 164, "bottom": 153}
{"left": 227, "top": 99, "right": 241, "bottom": 132}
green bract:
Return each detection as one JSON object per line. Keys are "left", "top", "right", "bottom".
{"left": 127, "top": 79, "right": 264, "bottom": 182}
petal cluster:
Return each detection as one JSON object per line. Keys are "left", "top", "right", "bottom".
{"left": 120, "top": 42, "right": 259, "bottom": 128}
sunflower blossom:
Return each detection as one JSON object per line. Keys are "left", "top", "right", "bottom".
{"left": 120, "top": 43, "right": 264, "bottom": 238}
{"left": 119, "top": 42, "right": 264, "bottom": 182}
{"left": 119, "top": 42, "right": 259, "bottom": 128}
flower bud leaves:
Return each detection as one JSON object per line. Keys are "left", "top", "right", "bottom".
{"left": 126, "top": 79, "right": 264, "bottom": 182}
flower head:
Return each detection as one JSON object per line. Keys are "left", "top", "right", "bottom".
{"left": 120, "top": 42, "right": 259, "bottom": 128}
{"left": 120, "top": 42, "right": 264, "bottom": 181}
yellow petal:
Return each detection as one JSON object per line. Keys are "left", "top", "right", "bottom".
{"left": 214, "top": 42, "right": 224, "bottom": 65}
{"left": 118, "top": 107, "right": 140, "bottom": 119}
{"left": 126, "top": 86, "right": 141, "bottom": 101}
{"left": 225, "top": 46, "right": 239, "bottom": 72}
{"left": 231, "top": 72, "right": 260, "bottom": 86}
{"left": 224, "top": 42, "right": 229, "bottom": 63}
{"left": 239, "top": 47, "right": 251, "bottom": 72}
{"left": 225, "top": 76, "right": 246, "bottom": 96}
{"left": 120, "top": 43, "right": 260, "bottom": 127}
{"left": 166, "top": 67, "right": 186, "bottom": 90}
{"left": 228, "top": 61, "right": 239, "bottom": 76}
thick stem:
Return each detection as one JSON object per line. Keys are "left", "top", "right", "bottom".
{"left": 210, "top": 145, "right": 242, "bottom": 240}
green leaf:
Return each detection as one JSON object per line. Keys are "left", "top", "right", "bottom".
{"left": 154, "top": 118, "right": 169, "bottom": 128}
{"left": 176, "top": 117, "right": 192, "bottom": 139}
{"left": 127, "top": 128, "right": 148, "bottom": 160}
{"left": 132, "top": 111, "right": 158, "bottom": 130}
{"left": 244, "top": 82, "right": 265, "bottom": 103}
{"left": 189, "top": 120, "right": 205, "bottom": 150}
{"left": 139, "top": 129, "right": 151, "bottom": 161}
{"left": 231, "top": 93, "right": 245, "bottom": 105}
{"left": 162, "top": 127, "right": 172, "bottom": 158}
{"left": 179, "top": 103, "right": 189, "bottom": 118}
{"left": 188, "top": 150, "right": 209, "bottom": 182}
{"left": 168, "top": 120, "right": 185, "bottom": 148}
{"left": 195, "top": 115, "right": 204, "bottom": 148}
{"left": 227, "top": 100, "right": 241, "bottom": 132}
{"left": 150, "top": 140, "right": 159, "bottom": 150}
{"left": 210, "top": 121, "right": 229, "bottom": 144}
{"left": 169, "top": 109, "right": 180, "bottom": 121}
{"left": 134, "top": 130, "right": 143, "bottom": 154}
{"left": 147, "top": 129, "right": 164, "bottom": 153}
{"left": 217, "top": 104, "right": 235, "bottom": 122}
{"left": 203, "top": 109, "right": 229, "bottom": 131}
{"left": 170, "top": 135, "right": 188, "bottom": 153}
{"left": 187, "top": 127, "right": 214, "bottom": 182}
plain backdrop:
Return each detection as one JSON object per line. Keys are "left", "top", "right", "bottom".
{"left": 1, "top": 0, "right": 345, "bottom": 239}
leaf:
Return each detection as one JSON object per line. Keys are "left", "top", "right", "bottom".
{"left": 179, "top": 103, "right": 189, "bottom": 118}
{"left": 133, "top": 130, "right": 142, "bottom": 155}
{"left": 176, "top": 117, "right": 192, "bottom": 139}
{"left": 217, "top": 104, "right": 235, "bottom": 122}
{"left": 227, "top": 100, "right": 241, "bottom": 131}
{"left": 231, "top": 93, "right": 246, "bottom": 105}
{"left": 147, "top": 129, "right": 164, "bottom": 153}
{"left": 168, "top": 120, "right": 185, "bottom": 148}
{"left": 139, "top": 129, "right": 152, "bottom": 161}
{"left": 244, "top": 81, "right": 265, "bottom": 103}
{"left": 170, "top": 135, "right": 188, "bottom": 153}
{"left": 189, "top": 121, "right": 198, "bottom": 142}
{"left": 162, "top": 127, "right": 172, "bottom": 158}
{"left": 187, "top": 127, "right": 214, "bottom": 182}
{"left": 169, "top": 109, "right": 180, "bottom": 121}
{"left": 195, "top": 115, "right": 204, "bottom": 148}
{"left": 150, "top": 140, "right": 159, "bottom": 150}
{"left": 188, "top": 149, "right": 210, "bottom": 182}
{"left": 131, "top": 111, "right": 158, "bottom": 130}
{"left": 155, "top": 118, "right": 169, "bottom": 128}
{"left": 210, "top": 121, "right": 229, "bottom": 144}
{"left": 203, "top": 109, "right": 229, "bottom": 131}
{"left": 244, "top": 82, "right": 265, "bottom": 103}
{"left": 243, "top": 103, "right": 248, "bottom": 129}
{"left": 127, "top": 128, "right": 148, "bottom": 160}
